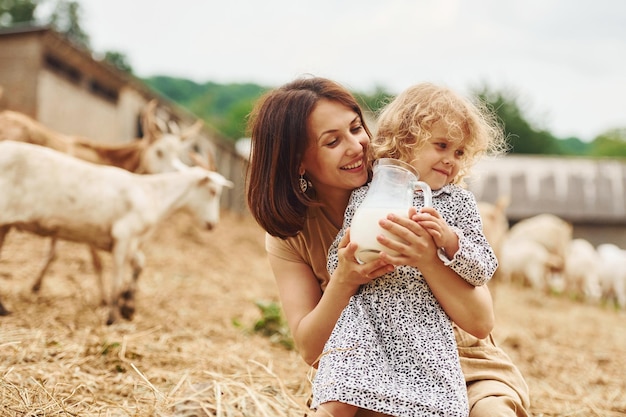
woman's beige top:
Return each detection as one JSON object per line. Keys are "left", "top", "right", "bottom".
{"left": 265, "top": 205, "right": 338, "bottom": 291}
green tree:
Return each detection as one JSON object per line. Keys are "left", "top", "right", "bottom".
{"left": 188, "top": 82, "right": 267, "bottom": 140}
{"left": 144, "top": 76, "right": 269, "bottom": 140}
{"left": 0, "top": 0, "right": 39, "bottom": 26}
{"left": 355, "top": 85, "right": 394, "bottom": 114}
{"left": 589, "top": 128, "right": 626, "bottom": 158}
{"left": 103, "top": 50, "right": 133, "bottom": 74}
{"left": 49, "top": 0, "right": 89, "bottom": 48}
{"left": 472, "top": 84, "right": 561, "bottom": 155}
{"left": 144, "top": 76, "right": 206, "bottom": 103}
{"left": 220, "top": 98, "right": 260, "bottom": 139}
{"left": 557, "top": 136, "right": 591, "bottom": 156}
{"left": 2, "top": 0, "right": 134, "bottom": 75}
{"left": 0, "top": 0, "right": 91, "bottom": 50}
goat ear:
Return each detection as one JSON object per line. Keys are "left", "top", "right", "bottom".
{"left": 167, "top": 120, "right": 181, "bottom": 135}
{"left": 189, "top": 150, "right": 216, "bottom": 171}
{"left": 181, "top": 119, "right": 204, "bottom": 142}
{"left": 205, "top": 147, "right": 216, "bottom": 171}
{"left": 188, "top": 151, "right": 204, "bottom": 167}
{"left": 141, "top": 100, "right": 165, "bottom": 143}
{"left": 206, "top": 171, "right": 234, "bottom": 188}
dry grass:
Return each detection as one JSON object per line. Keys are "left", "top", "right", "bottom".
{"left": 1, "top": 211, "right": 625, "bottom": 416}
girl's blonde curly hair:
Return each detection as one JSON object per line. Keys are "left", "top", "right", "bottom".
{"left": 372, "top": 83, "right": 508, "bottom": 186}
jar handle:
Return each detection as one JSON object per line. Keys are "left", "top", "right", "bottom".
{"left": 415, "top": 181, "right": 432, "bottom": 208}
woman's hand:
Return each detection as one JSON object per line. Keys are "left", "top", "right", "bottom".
{"left": 333, "top": 228, "right": 395, "bottom": 292}
{"left": 292, "top": 229, "right": 394, "bottom": 366}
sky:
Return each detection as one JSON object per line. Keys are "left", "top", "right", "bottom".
{"left": 69, "top": 0, "right": 626, "bottom": 141}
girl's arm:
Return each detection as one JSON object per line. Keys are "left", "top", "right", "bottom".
{"left": 377, "top": 213, "right": 495, "bottom": 338}
{"left": 415, "top": 190, "right": 498, "bottom": 287}
{"left": 270, "top": 232, "right": 393, "bottom": 366}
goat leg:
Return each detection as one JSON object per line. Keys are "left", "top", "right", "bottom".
{"left": 119, "top": 250, "right": 145, "bottom": 321}
{"left": 31, "top": 236, "right": 58, "bottom": 293}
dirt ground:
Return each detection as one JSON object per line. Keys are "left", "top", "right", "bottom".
{"left": 0, "top": 210, "right": 625, "bottom": 416}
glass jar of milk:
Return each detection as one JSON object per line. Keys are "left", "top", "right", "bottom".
{"left": 351, "top": 158, "right": 432, "bottom": 263}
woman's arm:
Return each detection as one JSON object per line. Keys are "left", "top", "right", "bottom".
{"left": 417, "top": 258, "right": 494, "bottom": 339}
{"left": 377, "top": 213, "right": 495, "bottom": 338}
{"left": 270, "top": 232, "right": 393, "bottom": 366}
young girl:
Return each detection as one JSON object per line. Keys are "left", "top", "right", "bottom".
{"left": 312, "top": 82, "right": 507, "bottom": 417}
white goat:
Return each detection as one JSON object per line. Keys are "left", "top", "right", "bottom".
{"left": 562, "top": 238, "right": 602, "bottom": 303}
{"left": 597, "top": 243, "right": 626, "bottom": 309}
{"left": 0, "top": 141, "right": 233, "bottom": 324}
{"left": 0, "top": 101, "right": 206, "bottom": 294}
{"left": 498, "top": 213, "right": 572, "bottom": 292}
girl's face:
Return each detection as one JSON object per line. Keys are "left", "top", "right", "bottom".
{"left": 300, "top": 99, "right": 369, "bottom": 197}
{"left": 410, "top": 120, "right": 465, "bottom": 190}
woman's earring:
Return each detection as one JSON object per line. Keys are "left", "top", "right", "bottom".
{"left": 299, "top": 174, "right": 309, "bottom": 193}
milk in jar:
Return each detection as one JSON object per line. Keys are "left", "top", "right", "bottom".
{"left": 351, "top": 207, "right": 410, "bottom": 263}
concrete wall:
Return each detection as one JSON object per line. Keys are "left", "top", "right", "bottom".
{"left": 0, "top": 31, "right": 41, "bottom": 115}
{"left": 467, "top": 155, "right": 626, "bottom": 247}
{"left": 37, "top": 70, "right": 122, "bottom": 142}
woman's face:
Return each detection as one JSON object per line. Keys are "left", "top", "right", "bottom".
{"left": 300, "top": 99, "right": 369, "bottom": 197}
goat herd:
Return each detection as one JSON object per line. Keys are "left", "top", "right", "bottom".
{"left": 0, "top": 102, "right": 233, "bottom": 325}
{"left": 479, "top": 199, "right": 626, "bottom": 310}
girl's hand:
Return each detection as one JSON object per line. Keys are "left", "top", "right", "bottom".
{"left": 412, "top": 206, "right": 459, "bottom": 258}
{"left": 334, "top": 228, "right": 394, "bottom": 292}
{"left": 375, "top": 209, "right": 438, "bottom": 269}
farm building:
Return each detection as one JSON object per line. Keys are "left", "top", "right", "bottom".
{"left": 468, "top": 155, "right": 626, "bottom": 247}
{"left": 0, "top": 25, "right": 247, "bottom": 212}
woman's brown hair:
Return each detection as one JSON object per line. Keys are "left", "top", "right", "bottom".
{"left": 246, "top": 76, "right": 371, "bottom": 238}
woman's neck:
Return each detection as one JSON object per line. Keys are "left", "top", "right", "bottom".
{"left": 317, "top": 189, "right": 351, "bottom": 230}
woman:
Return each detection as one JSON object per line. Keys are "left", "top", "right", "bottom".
{"left": 246, "top": 76, "right": 530, "bottom": 417}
